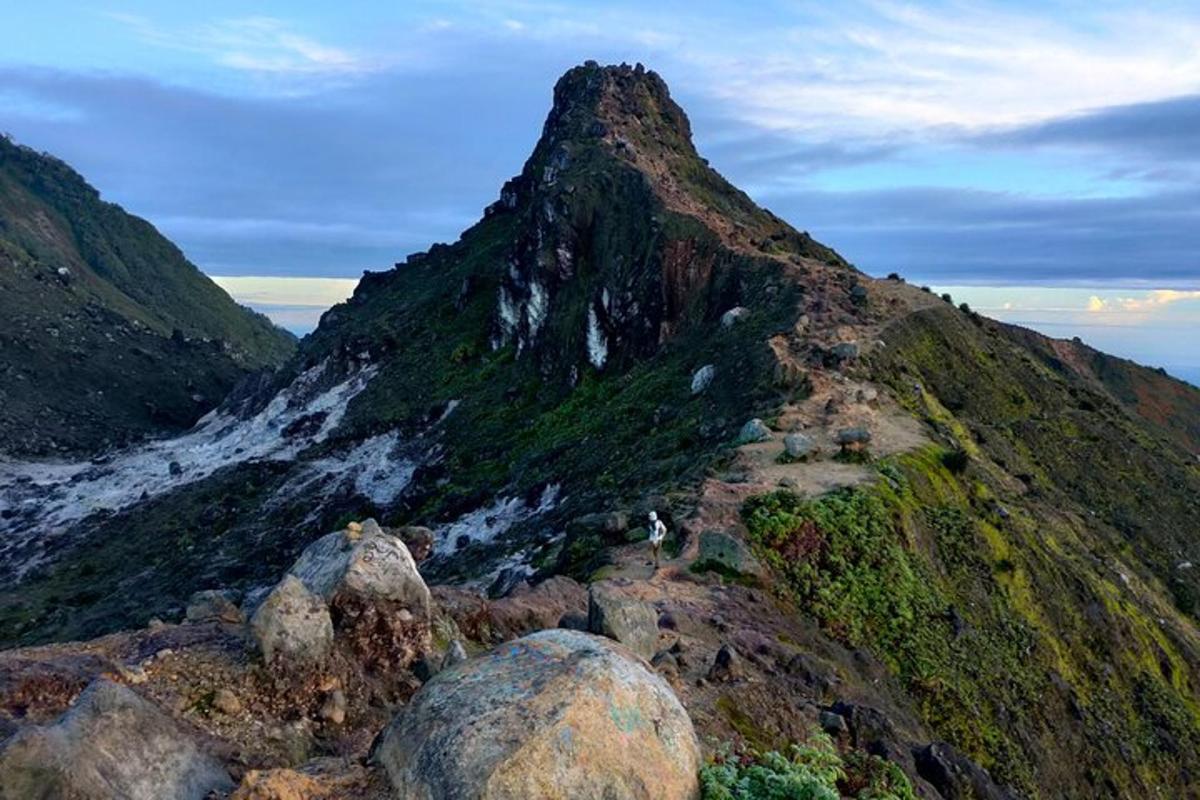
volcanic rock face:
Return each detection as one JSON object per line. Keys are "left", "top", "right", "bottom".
{"left": 373, "top": 629, "right": 700, "bottom": 800}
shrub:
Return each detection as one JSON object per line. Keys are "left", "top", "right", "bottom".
{"left": 940, "top": 293, "right": 953, "bottom": 304}
{"left": 941, "top": 448, "right": 970, "bottom": 474}
{"left": 700, "top": 733, "right": 915, "bottom": 800}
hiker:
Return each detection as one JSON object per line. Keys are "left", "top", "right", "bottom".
{"left": 648, "top": 511, "right": 667, "bottom": 569}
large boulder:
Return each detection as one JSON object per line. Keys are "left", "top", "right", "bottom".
{"left": 587, "top": 580, "right": 659, "bottom": 660}
{"left": 694, "top": 530, "right": 763, "bottom": 580}
{"left": 287, "top": 519, "right": 431, "bottom": 668}
{"left": 0, "top": 678, "right": 231, "bottom": 800}
{"left": 250, "top": 575, "right": 334, "bottom": 668}
{"left": 374, "top": 629, "right": 700, "bottom": 800}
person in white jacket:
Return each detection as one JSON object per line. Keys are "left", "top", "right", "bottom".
{"left": 648, "top": 511, "right": 667, "bottom": 569}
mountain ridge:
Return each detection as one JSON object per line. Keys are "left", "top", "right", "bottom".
{"left": 0, "top": 134, "right": 295, "bottom": 456}
{"left": 2, "top": 62, "right": 1199, "bottom": 799}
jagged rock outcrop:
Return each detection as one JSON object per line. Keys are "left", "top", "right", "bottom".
{"left": 373, "top": 629, "right": 700, "bottom": 799}
{"left": 0, "top": 678, "right": 231, "bottom": 800}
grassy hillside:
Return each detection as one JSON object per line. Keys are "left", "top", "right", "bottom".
{"left": 0, "top": 135, "right": 294, "bottom": 455}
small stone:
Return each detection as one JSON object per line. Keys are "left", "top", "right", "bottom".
{"left": 558, "top": 610, "right": 589, "bottom": 631}
{"left": 441, "top": 640, "right": 469, "bottom": 669}
{"left": 819, "top": 710, "right": 847, "bottom": 735}
{"left": 831, "top": 341, "right": 859, "bottom": 361}
{"left": 735, "top": 418, "right": 773, "bottom": 445}
{"left": 835, "top": 427, "right": 872, "bottom": 446}
{"left": 587, "top": 581, "right": 659, "bottom": 660}
{"left": 691, "top": 364, "right": 716, "bottom": 395}
{"left": 720, "top": 306, "right": 750, "bottom": 327}
{"left": 783, "top": 432, "right": 815, "bottom": 460}
{"left": 413, "top": 654, "right": 441, "bottom": 684}
{"left": 708, "top": 644, "right": 741, "bottom": 682}
{"left": 186, "top": 590, "right": 243, "bottom": 624}
{"left": 213, "top": 688, "right": 242, "bottom": 716}
{"left": 319, "top": 690, "right": 346, "bottom": 725}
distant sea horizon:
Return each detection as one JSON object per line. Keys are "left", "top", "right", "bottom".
{"left": 209, "top": 275, "right": 1200, "bottom": 389}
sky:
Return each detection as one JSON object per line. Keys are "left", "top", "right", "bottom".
{"left": 2, "top": 1, "right": 1198, "bottom": 382}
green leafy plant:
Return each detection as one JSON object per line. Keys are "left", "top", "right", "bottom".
{"left": 700, "top": 733, "right": 915, "bottom": 800}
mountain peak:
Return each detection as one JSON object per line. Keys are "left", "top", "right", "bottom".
{"left": 540, "top": 61, "right": 695, "bottom": 155}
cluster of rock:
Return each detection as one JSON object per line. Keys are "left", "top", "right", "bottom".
{"left": 256, "top": 519, "right": 433, "bottom": 671}
{"left": 0, "top": 522, "right": 705, "bottom": 800}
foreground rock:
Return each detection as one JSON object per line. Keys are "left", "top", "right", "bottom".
{"left": 250, "top": 575, "right": 334, "bottom": 668}
{"left": 286, "top": 519, "right": 432, "bottom": 669}
{"left": 587, "top": 580, "right": 659, "bottom": 660}
{"left": 0, "top": 678, "right": 231, "bottom": 800}
{"left": 374, "top": 629, "right": 700, "bottom": 799}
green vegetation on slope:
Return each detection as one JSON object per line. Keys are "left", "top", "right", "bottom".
{"left": 700, "top": 732, "right": 915, "bottom": 800}
{"left": 0, "top": 135, "right": 294, "bottom": 454}
{"left": 740, "top": 302, "right": 1200, "bottom": 797}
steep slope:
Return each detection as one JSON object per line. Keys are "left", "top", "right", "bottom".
{"left": 3, "top": 63, "right": 1200, "bottom": 799}
{"left": 0, "top": 135, "right": 295, "bottom": 456}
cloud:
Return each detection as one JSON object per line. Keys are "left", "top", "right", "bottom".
{"left": 1086, "top": 290, "right": 1200, "bottom": 313}
{"left": 764, "top": 185, "right": 1200, "bottom": 285}
{"left": 674, "top": 1, "right": 1200, "bottom": 135}
{"left": 106, "top": 13, "right": 382, "bottom": 83}
{"left": 0, "top": 64, "right": 543, "bottom": 275}
{"left": 978, "top": 93, "right": 1200, "bottom": 184}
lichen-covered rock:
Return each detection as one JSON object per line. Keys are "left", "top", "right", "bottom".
{"left": 587, "top": 580, "right": 659, "bottom": 660}
{"left": 783, "top": 432, "right": 816, "bottom": 459}
{"left": 288, "top": 520, "right": 430, "bottom": 610}
{"left": 250, "top": 575, "right": 334, "bottom": 668}
{"left": 287, "top": 519, "right": 431, "bottom": 669}
{"left": 735, "top": 418, "right": 773, "bottom": 444}
{"left": 0, "top": 678, "right": 231, "bottom": 800}
{"left": 374, "top": 629, "right": 700, "bottom": 800}
{"left": 695, "top": 530, "right": 762, "bottom": 579}
{"left": 835, "top": 427, "right": 872, "bottom": 447}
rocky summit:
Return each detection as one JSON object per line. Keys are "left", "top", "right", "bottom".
{"left": 2, "top": 62, "right": 1200, "bottom": 799}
